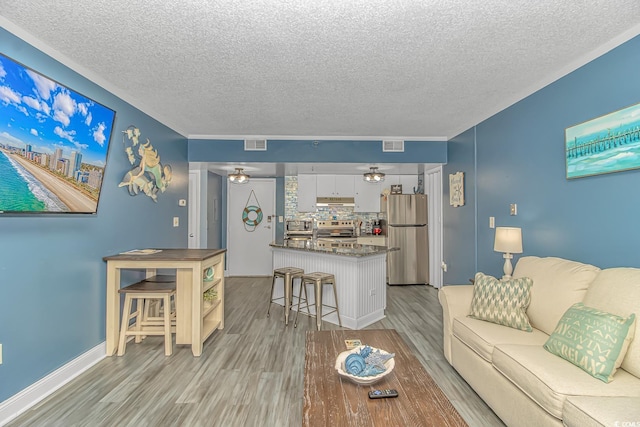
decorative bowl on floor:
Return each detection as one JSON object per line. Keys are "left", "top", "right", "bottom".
{"left": 335, "top": 346, "right": 395, "bottom": 386}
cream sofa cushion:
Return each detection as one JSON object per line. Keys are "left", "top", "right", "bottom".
{"left": 492, "top": 344, "right": 640, "bottom": 420}
{"left": 452, "top": 316, "right": 548, "bottom": 362}
{"left": 583, "top": 267, "right": 640, "bottom": 378}
{"left": 563, "top": 396, "right": 640, "bottom": 427}
{"left": 513, "top": 256, "right": 600, "bottom": 335}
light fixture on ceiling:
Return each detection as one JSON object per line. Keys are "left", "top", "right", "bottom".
{"left": 363, "top": 166, "right": 385, "bottom": 183}
{"left": 228, "top": 167, "right": 250, "bottom": 184}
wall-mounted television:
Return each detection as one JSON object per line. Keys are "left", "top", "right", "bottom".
{"left": 0, "top": 53, "right": 116, "bottom": 214}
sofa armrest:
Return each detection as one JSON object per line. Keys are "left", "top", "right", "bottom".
{"left": 438, "top": 285, "right": 474, "bottom": 364}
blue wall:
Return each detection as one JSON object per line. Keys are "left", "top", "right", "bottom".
{"left": 443, "top": 128, "right": 478, "bottom": 284}
{"left": 0, "top": 29, "right": 189, "bottom": 402}
{"left": 444, "top": 34, "right": 640, "bottom": 282}
{"left": 188, "top": 139, "right": 447, "bottom": 163}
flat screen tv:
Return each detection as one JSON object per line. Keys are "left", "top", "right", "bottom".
{"left": 0, "top": 53, "right": 116, "bottom": 214}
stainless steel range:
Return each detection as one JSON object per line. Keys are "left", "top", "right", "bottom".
{"left": 315, "top": 240, "right": 358, "bottom": 249}
{"left": 315, "top": 220, "right": 356, "bottom": 246}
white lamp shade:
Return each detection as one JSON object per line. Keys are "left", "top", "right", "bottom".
{"left": 494, "top": 227, "right": 522, "bottom": 254}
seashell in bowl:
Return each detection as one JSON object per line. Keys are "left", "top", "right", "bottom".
{"left": 335, "top": 345, "right": 395, "bottom": 386}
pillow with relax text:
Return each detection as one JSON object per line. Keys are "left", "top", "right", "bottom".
{"left": 544, "top": 303, "right": 636, "bottom": 383}
{"left": 468, "top": 272, "right": 533, "bottom": 332}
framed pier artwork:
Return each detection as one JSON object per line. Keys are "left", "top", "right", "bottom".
{"left": 566, "top": 102, "right": 640, "bottom": 179}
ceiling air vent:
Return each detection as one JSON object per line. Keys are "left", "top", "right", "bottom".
{"left": 383, "top": 140, "right": 404, "bottom": 152}
{"left": 244, "top": 139, "right": 267, "bottom": 151}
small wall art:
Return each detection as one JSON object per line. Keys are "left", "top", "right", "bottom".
{"left": 449, "top": 172, "right": 464, "bottom": 207}
{"left": 566, "top": 102, "right": 640, "bottom": 179}
{"left": 119, "top": 126, "right": 172, "bottom": 202}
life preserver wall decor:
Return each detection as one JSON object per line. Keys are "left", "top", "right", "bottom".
{"left": 243, "top": 190, "right": 263, "bottom": 231}
{"left": 243, "top": 205, "right": 263, "bottom": 227}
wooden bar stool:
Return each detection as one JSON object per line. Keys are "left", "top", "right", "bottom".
{"left": 267, "top": 267, "right": 304, "bottom": 325}
{"left": 294, "top": 272, "right": 342, "bottom": 330}
{"left": 117, "top": 277, "right": 176, "bottom": 356}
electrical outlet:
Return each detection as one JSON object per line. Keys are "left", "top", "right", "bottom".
{"left": 441, "top": 261, "right": 448, "bottom": 272}
{"left": 173, "top": 217, "right": 179, "bottom": 227}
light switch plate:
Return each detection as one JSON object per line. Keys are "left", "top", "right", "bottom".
{"left": 510, "top": 204, "right": 518, "bottom": 215}
{"left": 489, "top": 217, "right": 495, "bottom": 228}
{"left": 173, "top": 217, "right": 179, "bottom": 227}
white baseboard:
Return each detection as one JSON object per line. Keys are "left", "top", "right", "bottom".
{"left": 0, "top": 342, "right": 106, "bottom": 426}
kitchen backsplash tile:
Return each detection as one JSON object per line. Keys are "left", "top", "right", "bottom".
{"left": 285, "top": 176, "right": 381, "bottom": 224}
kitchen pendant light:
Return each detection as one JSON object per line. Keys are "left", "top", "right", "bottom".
{"left": 229, "top": 167, "right": 250, "bottom": 184}
{"left": 363, "top": 167, "right": 385, "bottom": 183}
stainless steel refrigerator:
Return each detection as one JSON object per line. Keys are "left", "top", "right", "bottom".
{"left": 382, "top": 194, "right": 429, "bottom": 285}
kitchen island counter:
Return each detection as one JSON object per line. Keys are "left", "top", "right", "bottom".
{"left": 269, "top": 239, "right": 393, "bottom": 257}
{"left": 270, "top": 240, "right": 391, "bottom": 329}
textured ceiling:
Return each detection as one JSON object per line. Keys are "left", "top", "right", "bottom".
{"left": 1, "top": 1, "right": 639, "bottom": 140}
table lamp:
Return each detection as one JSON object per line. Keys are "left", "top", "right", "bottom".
{"left": 493, "top": 227, "right": 523, "bottom": 280}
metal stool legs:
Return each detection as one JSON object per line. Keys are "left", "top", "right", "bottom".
{"left": 294, "top": 272, "right": 342, "bottom": 330}
{"left": 267, "top": 267, "right": 304, "bottom": 325}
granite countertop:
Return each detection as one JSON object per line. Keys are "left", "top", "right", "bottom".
{"left": 269, "top": 238, "right": 396, "bottom": 258}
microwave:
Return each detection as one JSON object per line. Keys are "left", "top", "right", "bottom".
{"left": 286, "top": 220, "right": 313, "bottom": 232}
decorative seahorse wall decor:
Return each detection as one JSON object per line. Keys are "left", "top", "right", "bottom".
{"left": 118, "top": 126, "right": 172, "bottom": 202}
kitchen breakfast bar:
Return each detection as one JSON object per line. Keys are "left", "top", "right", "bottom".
{"left": 269, "top": 240, "right": 393, "bottom": 330}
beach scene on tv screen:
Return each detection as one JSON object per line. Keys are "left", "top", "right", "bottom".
{"left": 0, "top": 53, "right": 115, "bottom": 213}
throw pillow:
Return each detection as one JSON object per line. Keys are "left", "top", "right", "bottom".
{"left": 544, "top": 303, "right": 636, "bottom": 383}
{"left": 468, "top": 272, "right": 533, "bottom": 332}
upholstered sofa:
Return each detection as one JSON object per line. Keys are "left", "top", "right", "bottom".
{"left": 439, "top": 256, "right": 640, "bottom": 426}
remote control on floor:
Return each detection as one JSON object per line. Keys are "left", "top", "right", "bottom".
{"left": 368, "top": 389, "right": 399, "bottom": 399}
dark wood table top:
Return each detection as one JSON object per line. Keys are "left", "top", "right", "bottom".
{"left": 303, "top": 329, "right": 467, "bottom": 427}
{"left": 103, "top": 248, "right": 226, "bottom": 262}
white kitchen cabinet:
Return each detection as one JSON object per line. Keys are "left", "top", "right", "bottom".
{"left": 316, "top": 175, "right": 355, "bottom": 197}
{"left": 297, "top": 174, "right": 317, "bottom": 212}
{"left": 354, "top": 179, "right": 382, "bottom": 212}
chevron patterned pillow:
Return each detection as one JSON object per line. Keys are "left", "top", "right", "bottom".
{"left": 468, "top": 272, "right": 533, "bottom": 332}
{"left": 544, "top": 303, "right": 636, "bottom": 383}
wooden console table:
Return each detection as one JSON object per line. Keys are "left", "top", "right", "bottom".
{"left": 103, "top": 248, "right": 226, "bottom": 357}
{"left": 304, "top": 329, "right": 467, "bottom": 426}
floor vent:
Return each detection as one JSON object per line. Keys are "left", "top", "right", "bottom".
{"left": 244, "top": 139, "right": 267, "bottom": 151}
{"left": 382, "top": 140, "right": 404, "bottom": 152}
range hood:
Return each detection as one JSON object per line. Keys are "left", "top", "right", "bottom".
{"left": 316, "top": 197, "right": 355, "bottom": 207}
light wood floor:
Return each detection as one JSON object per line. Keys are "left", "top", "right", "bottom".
{"left": 7, "top": 278, "right": 504, "bottom": 427}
